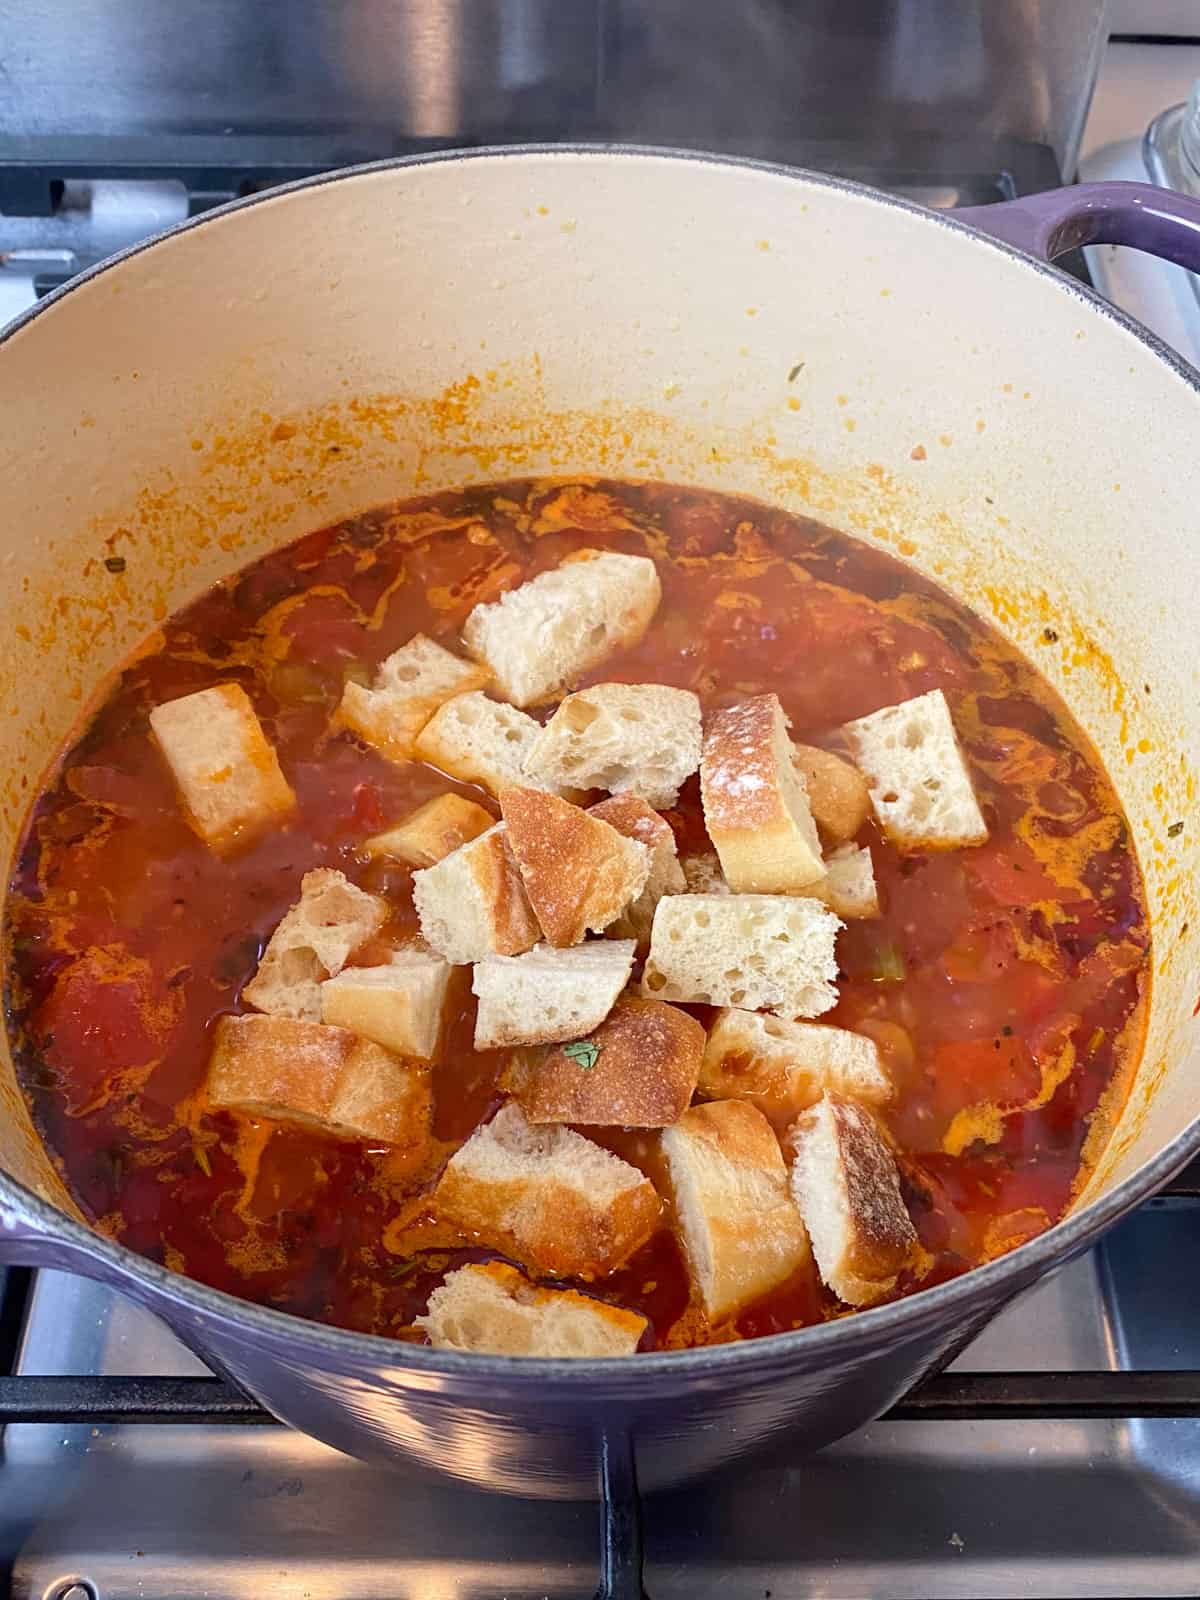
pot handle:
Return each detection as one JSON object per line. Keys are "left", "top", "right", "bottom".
{"left": 0, "top": 1190, "right": 101, "bottom": 1273}
{"left": 955, "top": 180, "right": 1200, "bottom": 272}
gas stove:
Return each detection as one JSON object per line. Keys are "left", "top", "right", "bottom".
{"left": 4, "top": 21, "right": 1200, "bottom": 1600}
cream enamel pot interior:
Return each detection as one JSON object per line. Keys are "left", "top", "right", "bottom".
{"left": 0, "top": 149, "right": 1198, "bottom": 1498}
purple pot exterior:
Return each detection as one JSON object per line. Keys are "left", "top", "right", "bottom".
{"left": 1, "top": 155, "right": 1199, "bottom": 1499}
{"left": 957, "top": 179, "right": 1200, "bottom": 270}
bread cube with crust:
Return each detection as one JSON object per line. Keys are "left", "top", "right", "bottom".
{"left": 461, "top": 549, "right": 662, "bottom": 707}
{"left": 363, "top": 792, "right": 495, "bottom": 868}
{"left": 802, "top": 843, "right": 880, "bottom": 920}
{"left": 842, "top": 688, "right": 987, "bottom": 851}
{"left": 525, "top": 683, "right": 702, "bottom": 808}
{"left": 700, "top": 694, "right": 824, "bottom": 893}
{"left": 150, "top": 683, "right": 295, "bottom": 853}
{"left": 499, "top": 786, "right": 650, "bottom": 947}
{"left": 472, "top": 940, "right": 636, "bottom": 1050}
{"left": 417, "top": 1261, "right": 647, "bottom": 1357}
{"left": 699, "top": 1009, "right": 891, "bottom": 1124}
{"left": 207, "top": 1013, "right": 431, "bottom": 1149}
{"left": 411, "top": 823, "right": 539, "bottom": 965}
{"left": 433, "top": 1101, "right": 661, "bottom": 1278}
{"left": 336, "top": 633, "right": 490, "bottom": 763}
{"left": 242, "top": 869, "right": 388, "bottom": 1020}
{"left": 792, "top": 743, "right": 871, "bottom": 845}
{"left": 789, "top": 1092, "right": 918, "bottom": 1307}
{"left": 505, "top": 997, "right": 704, "bottom": 1126}
{"left": 642, "top": 894, "right": 842, "bottom": 1019}
{"left": 414, "top": 691, "right": 567, "bottom": 799}
{"left": 661, "top": 1100, "right": 810, "bottom": 1321}
{"left": 587, "top": 795, "right": 686, "bottom": 949}
{"left": 320, "top": 947, "right": 451, "bottom": 1061}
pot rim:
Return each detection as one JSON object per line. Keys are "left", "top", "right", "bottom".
{"left": 3, "top": 141, "right": 1197, "bottom": 1384}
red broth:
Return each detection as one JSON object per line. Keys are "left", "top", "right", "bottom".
{"left": 3, "top": 478, "right": 1149, "bottom": 1348}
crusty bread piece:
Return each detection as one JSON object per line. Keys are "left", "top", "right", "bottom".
{"left": 411, "top": 823, "right": 539, "bottom": 965}
{"left": 500, "top": 786, "right": 650, "bottom": 947}
{"left": 320, "top": 947, "right": 451, "bottom": 1061}
{"left": 414, "top": 691, "right": 567, "bottom": 800}
{"left": 661, "top": 1101, "right": 810, "bottom": 1322}
{"left": 642, "top": 894, "right": 842, "bottom": 1019}
{"left": 700, "top": 694, "right": 824, "bottom": 893}
{"left": 433, "top": 1101, "right": 661, "bottom": 1278}
{"left": 207, "top": 1013, "right": 431, "bottom": 1149}
{"left": 472, "top": 940, "right": 636, "bottom": 1049}
{"left": 699, "top": 1009, "right": 891, "bottom": 1124}
{"left": 803, "top": 843, "right": 880, "bottom": 921}
{"left": 506, "top": 997, "right": 704, "bottom": 1126}
{"left": 417, "top": 1261, "right": 646, "bottom": 1357}
{"left": 149, "top": 683, "right": 295, "bottom": 853}
{"left": 461, "top": 549, "right": 662, "bottom": 707}
{"left": 842, "top": 688, "right": 987, "bottom": 851}
{"left": 789, "top": 1092, "right": 917, "bottom": 1307}
{"left": 792, "top": 744, "right": 871, "bottom": 845}
{"left": 363, "top": 793, "right": 495, "bottom": 868}
{"left": 242, "top": 869, "right": 388, "bottom": 1020}
{"left": 680, "top": 851, "right": 731, "bottom": 895}
{"left": 525, "top": 683, "right": 701, "bottom": 808}
{"left": 588, "top": 795, "right": 686, "bottom": 950}
{"left": 337, "top": 633, "right": 490, "bottom": 764}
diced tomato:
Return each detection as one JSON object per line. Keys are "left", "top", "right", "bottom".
{"left": 931, "top": 1037, "right": 1041, "bottom": 1117}
{"left": 36, "top": 949, "right": 170, "bottom": 1110}
{"left": 968, "top": 843, "right": 1061, "bottom": 907}
{"left": 350, "top": 782, "right": 385, "bottom": 831}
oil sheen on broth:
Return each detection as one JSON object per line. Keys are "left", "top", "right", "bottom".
{"left": 3, "top": 479, "right": 1150, "bottom": 1349}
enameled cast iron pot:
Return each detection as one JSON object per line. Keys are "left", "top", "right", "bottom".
{"left": 0, "top": 150, "right": 1198, "bottom": 1498}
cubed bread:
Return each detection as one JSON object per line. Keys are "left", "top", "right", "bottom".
{"left": 700, "top": 1009, "right": 891, "bottom": 1124}
{"left": 792, "top": 744, "right": 871, "bottom": 845}
{"left": 506, "top": 997, "right": 704, "bottom": 1126}
{"left": 207, "top": 1013, "right": 431, "bottom": 1149}
{"left": 363, "top": 793, "right": 495, "bottom": 868}
{"left": 411, "top": 823, "right": 540, "bottom": 965}
{"left": 149, "top": 683, "right": 295, "bottom": 853}
{"left": 524, "top": 683, "right": 702, "bottom": 808}
{"left": 680, "top": 851, "right": 731, "bottom": 895}
{"left": 842, "top": 688, "right": 988, "bottom": 851}
{"left": 242, "top": 868, "right": 388, "bottom": 1020}
{"left": 789, "top": 1092, "right": 918, "bottom": 1307}
{"left": 472, "top": 940, "right": 636, "bottom": 1049}
{"left": 803, "top": 843, "right": 880, "bottom": 920}
{"left": 433, "top": 1102, "right": 661, "bottom": 1278}
{"left": 642, "top": 894, "right": 842, "bottom": 1019}
{"left": 588, "top": 795, "right": 686, "bottom": 949}
{"left": 336, "top": 633, "right": 490, "bottom": 763}
{"left": 700, "top": 694, "right": 824, "bottom": 892}
{"left": 320, "top": 947, "right": 451, "bottom": 1061}
{"left": 661, "top": 1101, "right": 810, "bottom": 1322}
{"left": 461, "top": 549, "right": 662, "bottom": 707}
{"left": 499, "top": 786, "right": 650, "bottom": 947}
{"left": 414, "top": 691, "right": 566, "bottom": 800}
{"left": 416, "top": 1261, "right": 647, "bottom": 1357}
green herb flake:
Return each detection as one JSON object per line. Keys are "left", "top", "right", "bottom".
{"left": 104, "top": 555, "right": 127, "bottom": 574}
{"left": 787, "top": 361, "right": 806, "bottom": 383}
{"left": 1168, "top": 820, "right": 1185, "bottom": 839}
{"left": 562, "top": 1039, "right": 601, "bottom": 1071}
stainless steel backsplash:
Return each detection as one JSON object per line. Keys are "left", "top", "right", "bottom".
{"left": 0, "top": 0, "right": 1108, "bottom": 177}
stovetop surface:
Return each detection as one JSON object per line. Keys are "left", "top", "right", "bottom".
{"left": 2, "top": 1197, "right": 1198, "bottom": 1600}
